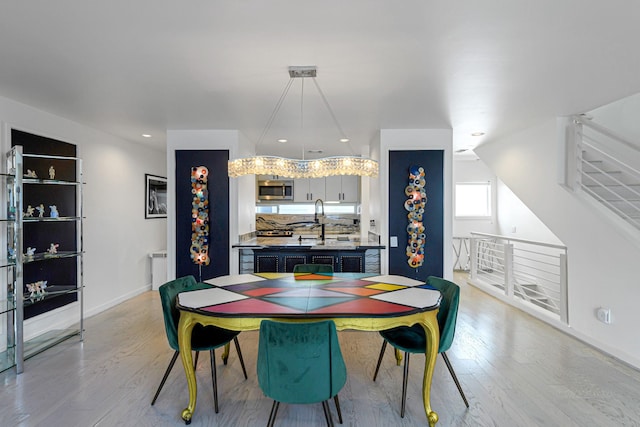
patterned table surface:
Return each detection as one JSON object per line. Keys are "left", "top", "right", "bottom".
{"left": 178, "top": 273, "right": 441, "bottom": 318}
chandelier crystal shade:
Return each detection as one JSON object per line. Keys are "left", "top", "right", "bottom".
{"left": 227, "top": 66, "right": 379, "bottom": 179}
{"left": 228, "top": 155, "right": 378, "bottom": 179}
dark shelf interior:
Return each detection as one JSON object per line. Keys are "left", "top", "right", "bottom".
{"left": 12, "top": 130, "right": 80, "bottom": 321}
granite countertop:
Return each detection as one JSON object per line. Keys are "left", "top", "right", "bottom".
{"left": 233, "top": 234, "right": 385, "bottom": 250}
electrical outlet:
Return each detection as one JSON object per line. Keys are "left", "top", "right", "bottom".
{"left": 596, "top": 307, "right": 611, "bottom": 324}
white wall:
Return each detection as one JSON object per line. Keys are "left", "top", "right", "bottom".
{"left": 496, "top": 180, "right": 562, "bottom": 244}
{"left": 378, "top": 129, "right": 454, "bottom": 278}
{"left": 166, "top": 130, "right": 254, "bottom": 279}
{"left": 0, "top": 95, "right": 166, "bottom": 339}
{"left": 475, "top": 119, "right": 640, "bottom": 369}
{"left": 452, "top": 157, "right": 498, "bottom": 237}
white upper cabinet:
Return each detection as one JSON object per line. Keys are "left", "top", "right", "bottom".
{"left": 325, "top": 176, "right": 359, "bottom": 202}
{"left": 294, "top": 178, "right": 326, "bottom": 202}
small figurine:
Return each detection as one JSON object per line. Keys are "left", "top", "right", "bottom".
{"left": 8, "top": 246, "right": 16, "bottom": 259}
{"left": 49, "top": 165, "right": 55, "bottom": 179}
{"left": 25, "top": 247, "right": 36, "bottom": 257}
{"left": 46, "top": 243, "right": 59, "bottom": 255}
{"left": 25, "top": 205, "right": 35, "bottom": 217}
{"left": 24, "top": 169, "right": 37, "bottom": 178}
{"left": 49, "top": 205, "right": 59, "bottom": 218}
{"left": 26, "top": 280, "right": 47, "bottom": 298}
{"left": 36, "top": 204, "right": 45, "bottom": 217}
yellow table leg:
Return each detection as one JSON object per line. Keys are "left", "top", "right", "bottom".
{"left": 178, "top": 313, "right": 198, "bottom": 424}
{"left": 394, "top": 347, "right": 403, "bottom": 366}
{"left": 420, "top": 311, "right": 440, "bottom": 426}
{"left": 221, "top": 342, "right": 230, "bottom": 364}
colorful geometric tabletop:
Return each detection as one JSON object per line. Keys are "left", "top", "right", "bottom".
{"left": 178, "top": 273, "right": 441, "bottom": 318}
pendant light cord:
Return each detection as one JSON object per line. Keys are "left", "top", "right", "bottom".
{"left": 255, "top": 77, "right": 295, "bottom": 151}
{"left": 311, "top": 77, "right": 354, "bottom": 155}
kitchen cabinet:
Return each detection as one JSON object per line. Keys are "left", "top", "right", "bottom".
{"left": 254, "top": 249, "right": 365, "bottom": 273}
{"left": 257, "top": 174, "right": 282, "bottom": 180}
{"left": 293, "top": 178, "right": 325, "bottom": 202}
{"left": 325, "top": 175, "right": 359, "bottom": 202}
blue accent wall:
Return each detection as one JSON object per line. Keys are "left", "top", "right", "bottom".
{"left": 175, "top": 150, "right": 230, "bottom": 280}
{"left": 388, "top": 150, "right": 444, "bottom": 281}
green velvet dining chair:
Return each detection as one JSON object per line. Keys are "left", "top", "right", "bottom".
{"left": 257, "top": 320, "right": 347, "bottom": 427}
{"left": 151, "top": 275, "right": 248, "bottom": 412}
{"left": 292, "top": 263, "right": 334, "bottom": 274}
{"left": 373, "top": 276, "right": 469, "bottom": 417}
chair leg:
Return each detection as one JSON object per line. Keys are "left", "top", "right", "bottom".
{"left": 400, "top": 352, "right": 410, "bottom": 418}
{"left": 151, "top": 350, "right": 179, "bottom": 405}
{"left": 333, "top": 394, "right": 343, "bottom": 424}
{"left": 322, "top": 400, "right": 335, "bottom": 427}
{"left": 210, "top": 349, "right": 219, "bottom": 413}
{"left": 441, "top": 352, "right": 469, "bottom": 408}
{"left": 233, "top": 336, "right": 248, "bottom": 380}
{"left": 267, "top": 401, "right": 280, "bottom": 427}
{"left": 373, "top": 340, "right": 388, "bottom": 381}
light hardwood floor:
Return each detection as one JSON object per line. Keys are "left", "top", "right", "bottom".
{"left": 2, "top": 273, "right": 640, "bottom": 427}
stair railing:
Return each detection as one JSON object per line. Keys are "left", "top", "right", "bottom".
{"left": 560, "top": 115, "right": 640, "bottom": 232}
{"left": 469, "top": 232, "right": 568, "bottom": 324}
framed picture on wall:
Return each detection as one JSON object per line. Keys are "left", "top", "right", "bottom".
{"left": 145, "top": 174, "right": 167, "bottom": 218}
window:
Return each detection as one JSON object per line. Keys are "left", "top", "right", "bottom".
{"left": 455, "top": 182, "right": 491, "bottom": 218}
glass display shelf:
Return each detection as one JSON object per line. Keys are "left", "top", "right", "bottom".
{"left": 23, "top": 216, "right": 82, "bottom": 223}
{"left": 7, "top": 139, "right": 84, "bottom": 374}
{"left": 0, "top": 296, "right": 16, "bottom": 315}
{"left": 0, "top": 257, "right": 17, "bottom": 268}
{"left": 23, "top": 328, "right": 81, "bottom": 360}
{"left": 23, "top": 177, "right": 82, "bottom": 186}
{"left": 0, "top": 346, "right": 16, "bottom": 372}
{"left": 23, "top": 251, "right": 83, "bottom": 264}
{"left": 23, "top": 153, "right": 81, "bottom": 161}
{"left": 23, "top": 284, "right": 80, "bottom": 308}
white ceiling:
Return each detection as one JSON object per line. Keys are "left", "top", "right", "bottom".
{"left": 1, "top": 1, "right": 640, "bottom": 158}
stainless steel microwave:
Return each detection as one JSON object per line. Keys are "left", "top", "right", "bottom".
{"left": 257, "top": 180, "right": 294, "bottom": 200}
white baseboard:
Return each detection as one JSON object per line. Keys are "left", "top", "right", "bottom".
{"left": 24, "top": 283, "right": 153, "bottom": 341}
{"left": 467, "top": 278, "right": 640, "bottom": 371}
{"left": 84, "top": 283, "right": 153, "bottom": 319}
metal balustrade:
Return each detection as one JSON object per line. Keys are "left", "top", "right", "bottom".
{"left": 564, "top": 115, "right": 640, "bottom": 234}
{"left": 469, "top": 232, "right": 568, "bottom": 324}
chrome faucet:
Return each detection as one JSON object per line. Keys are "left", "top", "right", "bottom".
{"left": 314, "top": 198, "right": 325, "bottom": 241}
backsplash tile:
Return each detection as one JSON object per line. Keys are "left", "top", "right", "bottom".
{"left": 256, "top": 214, "right": 359, "bottom": 235}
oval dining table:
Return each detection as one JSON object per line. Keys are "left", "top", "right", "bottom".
{"left": 176, "top": 272, "right": 442, "bottom": 426}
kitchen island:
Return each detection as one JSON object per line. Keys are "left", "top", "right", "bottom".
{"left": 233, "top": 235, "right": 385, "bottom": 274}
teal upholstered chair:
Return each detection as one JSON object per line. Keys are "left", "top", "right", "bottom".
{"left": 151, "top": 276, "right": 248, "bottom": 412}
{"left": 257, "top": 320, "right": 347, "bottom": 427}
{"left": 293, "top": 264, "right": 334, "bottom": 274}
{"left": 373, "top": 276, "right": 469, "bottom": 417}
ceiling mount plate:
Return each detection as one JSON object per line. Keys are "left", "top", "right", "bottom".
{"left": 289, "top": 66, "right": 317, "bottom": 78}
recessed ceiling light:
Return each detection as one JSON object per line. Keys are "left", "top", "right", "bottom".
{"left": 455, "top": 149, "right": 468, "bottom": 153}
{"left": 339, "top": 138, "right": 350, "bottom": 143}
{"left": 307, "top": 149, "right": 323, "bottom": 154}
{"left": 471, "top": 132, "right": 485, "bottom": 137}
{"left": 142, "top": 134, "right": 152, "bottom": 138}
{"left": 277, "top": 139, "right": 287, "bottom": 143}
